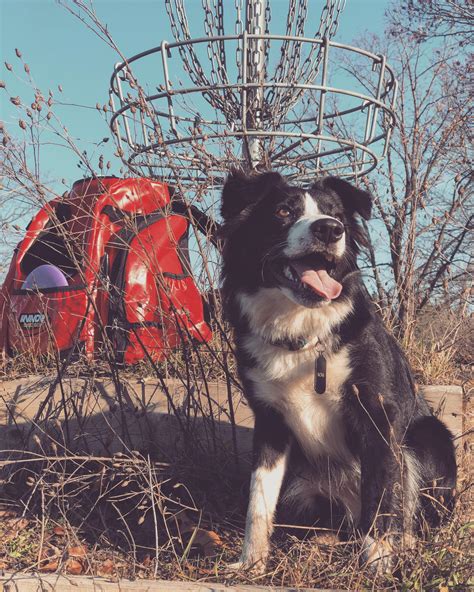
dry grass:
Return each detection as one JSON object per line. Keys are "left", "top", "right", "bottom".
{"left": 0, "top": 365, "right": 472, "bottom": 590}
{"left": 403, "top": 309, "right": 473, "bottom": 385}
{"left": 407, "top": 338, "right": 461, "bottom": 386}
{"left": 0, "top": 447, "right": 472, "bottom": 590}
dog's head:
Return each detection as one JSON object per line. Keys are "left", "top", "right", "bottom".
{"left": 220, "top": 169, "right": 372, "bottom": 308}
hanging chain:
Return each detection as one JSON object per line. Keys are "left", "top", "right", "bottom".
{"left": 166, "top": 0, "right": 236, "bottom": 121}
{"left": 270, "top": 0, "right": 345, "bottom": 128}
{"left": 202, "top": 0, "right": 239, "bottom": 119}
{"left": 162, "top": 0, "right": 346, "bottom": 142}
{"left": 165, "top": 0, "right": 344, "bottom": 125}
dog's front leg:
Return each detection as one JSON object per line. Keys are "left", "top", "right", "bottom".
{"left": 235, "top": 408, "right": 290, "bottom": 573}
{"left": 350, "top": 387, "right": 404, "bottom": 570}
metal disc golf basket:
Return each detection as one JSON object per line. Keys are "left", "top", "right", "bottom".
{"left": 109, "top": 0, "right": 397, "bottom": 188}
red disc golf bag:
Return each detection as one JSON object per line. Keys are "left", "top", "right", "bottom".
{"left": 0, "top": 176, "right": 212, "bottom": 364}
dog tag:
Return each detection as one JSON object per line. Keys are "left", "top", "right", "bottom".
{"left": 314, "top": 353, "right": 326, "bottom": 394}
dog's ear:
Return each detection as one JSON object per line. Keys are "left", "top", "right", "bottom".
{"left": 221, "top": 169, "right": 284, "bottom": 220}
{"left": 321, "top": 177, "right": 372, "bottom": 220}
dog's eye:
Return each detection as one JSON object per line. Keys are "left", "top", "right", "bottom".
{"left": 276, "top": 207, "right": 291, "bottom": 219}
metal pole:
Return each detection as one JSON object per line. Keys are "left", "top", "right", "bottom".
{"left": 243, "top": 0, "right": 266, "bottom": 169}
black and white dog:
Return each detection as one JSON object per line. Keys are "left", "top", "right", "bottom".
{"left": 220, "top": 170, "right": 456, "bottom": 571}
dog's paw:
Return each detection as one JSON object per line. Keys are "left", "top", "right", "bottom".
{"left": 402, "top": 532, "right": 417, "bottom": 549}
{"left": 361, "top": 535, "right": 394, "bottom": 573}
{"left": 226, "top": 560, "right": 245, "bottom": 572}
{"left": 227, "top": 552, "right": 267, "bottom": 575}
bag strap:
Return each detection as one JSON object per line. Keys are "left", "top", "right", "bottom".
{"left": 101, "top": 200, "right": 221, "bottom": 248}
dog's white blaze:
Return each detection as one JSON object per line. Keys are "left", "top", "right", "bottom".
{"left": 240, "top": 451, "right": 288, "bottom": 567}
{"left": 284, "top": 192, "right": 346, "bottom": 258}
{"left": 304, "top": 191, "right": 320, "bottom": 217}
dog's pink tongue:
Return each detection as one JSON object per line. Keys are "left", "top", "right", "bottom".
{"left": 291, "top": 261, "right": 342, "bottom": 300}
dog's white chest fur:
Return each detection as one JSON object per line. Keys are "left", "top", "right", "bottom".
{"left": 245, "top": 346, "right": 352, "bottom": 460}
{"left": 238, "top": 288, "right": 353, "bottom": 462}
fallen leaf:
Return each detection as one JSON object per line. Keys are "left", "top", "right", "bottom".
{"left": 66, "top": 558, "right": 84, "bottom": 575}
{"left": 52, "top": 526, "right": 66, "bottom": 536}
{"left": 191, "top": 529, "right": 223, "bottom": 557}
{"left": 67, "top": 545, "right": 87, "bottom": 558}
{"left": 97, "top": 558, "right": 115, "bottom": 576}
{"left": 40, "top": 560, "right": 58, "bottom": 572}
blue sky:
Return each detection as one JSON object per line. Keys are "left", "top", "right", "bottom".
{"left": 1, "top": 0, "right": 391, "bottom": 188}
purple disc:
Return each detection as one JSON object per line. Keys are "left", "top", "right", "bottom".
{"left": 22, "top": 265, "right": 69, "bottom": 290}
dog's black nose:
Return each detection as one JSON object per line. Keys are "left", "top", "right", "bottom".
{"left": 311, "top": 218, "right": 344, "bottom": 244}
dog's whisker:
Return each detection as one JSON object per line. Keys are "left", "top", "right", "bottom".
{"left": 260, "top": 241, "right": 288, "bottom": 282}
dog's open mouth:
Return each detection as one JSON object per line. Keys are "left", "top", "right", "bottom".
{"left": 277, "top": 253, "right": 342, "bottom": 301}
